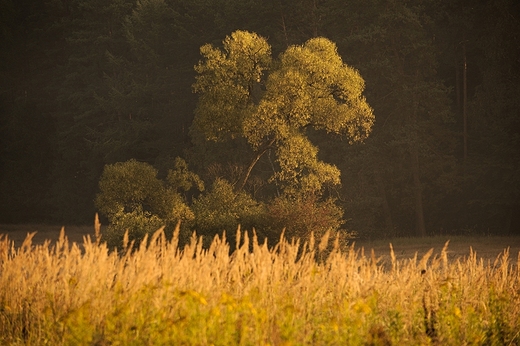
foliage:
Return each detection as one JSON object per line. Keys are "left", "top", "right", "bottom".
{"left": 193, "top": 30, "right": 374, "bottom": 196}
{"left": 321, "top": 0, "right": 459, "bottom": 236}
{"left": 96, "top": 158, "right": 202, "bottom": 249}
{"left": 96, "top": 159, "right": 163, "bottom": 217}
{"left": 1, "top": 229, "right": 519, "bottom": 344}
{"left": 0, "top": 0, "right": 519, "bottom": 237}
{"left": 193, "top": 30, "right": 272, "bottom": 142}
{"left": 191, "top": 178, "right": 265, "bottom": 245}
{"left": 103, "top": 206, "right": 165, "bottom": 250}
{"left": 266, "top": 194, "right": 346, "bottom": 241}
{"left": 166, "top": 157, "right": 205, "bottom": 194}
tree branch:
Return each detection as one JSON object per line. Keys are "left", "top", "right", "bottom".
{"left": 236, "top": 137, "right": 276, "bottom": 192}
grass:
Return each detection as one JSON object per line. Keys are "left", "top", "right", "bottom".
{"left": 1, "top": 222, "right": 519, "bottom": 345}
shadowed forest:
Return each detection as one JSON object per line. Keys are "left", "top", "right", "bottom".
{"left": 1, "top": 0, "right": 519, "bottom": 242}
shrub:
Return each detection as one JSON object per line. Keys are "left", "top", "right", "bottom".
{"left": 191, "top": 178, "right": 265, "bottom": 246}
{"left": 104, "top": 206, "right": 165, "bottom": 250}
{"left": 96, "top": 158, "right": 202, "bottom": 249}
{"left": 95, "top": 159, "right": 164, "bottom": 217}
{"left": 266, "top": 194, "right": 349, "bottom": 243}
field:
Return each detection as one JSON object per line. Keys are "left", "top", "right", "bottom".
{"left": 1, "top": 223, "right": 519, "bottom": 345}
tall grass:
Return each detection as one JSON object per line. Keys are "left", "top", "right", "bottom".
{"left": 1, "top": 222, "right": 519, "bottom": 345}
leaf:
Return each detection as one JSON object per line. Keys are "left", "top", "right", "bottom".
{"left": 193, "top": 31, "right": 374, "bottom": 195}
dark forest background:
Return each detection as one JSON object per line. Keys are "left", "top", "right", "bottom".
{"left": 1, "top": 0, "right": 519, "bottom": 238}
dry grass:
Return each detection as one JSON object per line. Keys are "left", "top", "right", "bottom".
{"left": 0, "top": 223, "right": 519, "bottom": 345}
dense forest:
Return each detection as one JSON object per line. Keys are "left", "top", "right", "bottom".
{"left": 1, "top": 0, "right": 519, "bottom": 240}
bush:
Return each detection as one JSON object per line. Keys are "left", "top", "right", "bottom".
{"left": 191, "top": 178, "right": 266, "bottom": 246}
{"left": 104, "top": 206, "right": 165, "bottom": 250}
{"left": 96, "top": 158, "right": 202, "bottom": 249}
{"left": 96, "top": 159, "right": 164, "bottom": 217}
{"left": 266, "top": 194, "right": 348, "bottom": 242}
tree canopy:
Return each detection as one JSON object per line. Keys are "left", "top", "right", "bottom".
{"left": 193, "top": 31, "right": 374, "bottom": 196}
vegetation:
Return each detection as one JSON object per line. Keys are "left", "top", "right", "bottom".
{"left": 1, "top": 0, "right": 519, "bottom": 238}
{"left": 190, "top": 177, "right": 267, "bottom": 247}
{"left": 192, "top": 31, "right": 373, "bottom": 196}
{"left": 95, "top": 158, "right": 203, "bottom": 249}
{"left": 1, "top": 226, "right": 519, "bottom": 345}
{"left": 92, "top": 29, "right": 371, "bottom": 244}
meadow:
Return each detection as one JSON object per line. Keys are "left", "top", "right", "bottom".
{"left": 1, "top": 222, "right": 519, "bottom": 345}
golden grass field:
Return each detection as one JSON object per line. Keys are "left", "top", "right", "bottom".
{"left": 1, "top": 222, "right": 519, "bottom": 345}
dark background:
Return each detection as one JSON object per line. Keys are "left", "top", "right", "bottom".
{"left": 1, "top": 0, "right": 519, "bottom": 238}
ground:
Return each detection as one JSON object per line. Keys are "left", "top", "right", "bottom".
{"left": 1, "top": 224, "right": 519, "bottom": 264}
{"left": 355, "top": 235, "right": 520, "bottom": 265}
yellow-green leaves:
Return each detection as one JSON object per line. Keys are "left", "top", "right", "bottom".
{"left": 96, "top": 158, "right": 203, "bottom": 249}
{"left": 193, "top": 31, "right": 374, "bottom": 195}
{"left": 96, "top": 159, "right": 164, "bottom": 217}
{"left": 270, "top": 37, "right": 374, "bottom": 140}
{"left": 191, "top": 178, "right": 264, "bottom": 237}
{"left": 274, "top": 133, "right": 341, "bottom": 195}
{"left": 223, "top": 30, "right": 271, "bottom": 83}
{"left": 193, "top": 31, "right": 271, "bottom": 141}
{"left": 166, "top": 157, "right": 205, "bottom": 193}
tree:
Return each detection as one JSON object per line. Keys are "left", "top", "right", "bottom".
{"left": 192, "top": 30, "right": 374, "bottom": 198}
{"left": 462, "top": 0, "right": 520, "bottom": 234}
{"left": 97, "top": 0, "right": 196, "bottom": 164}
{"left": 0, "top": 0, "right": 69, "bottom": 222}
{"left": 48, "top": 0, "right": 135, "bottom": 222}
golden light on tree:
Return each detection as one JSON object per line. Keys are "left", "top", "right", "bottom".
{"left": 193, "top": 30, "right": 374, "bottom": 196}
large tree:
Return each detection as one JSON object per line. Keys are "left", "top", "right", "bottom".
{"left": 192, "top": 30, "right": 374, "bottom": 197}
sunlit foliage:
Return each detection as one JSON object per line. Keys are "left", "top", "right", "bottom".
{"left": 193, "top": 30, "right": 374, "bottom": 196}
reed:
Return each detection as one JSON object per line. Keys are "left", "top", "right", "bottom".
{"left": 1, "top": 225, "right": 519, "bottom": 345}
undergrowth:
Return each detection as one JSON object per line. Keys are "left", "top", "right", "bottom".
{"left": 0, "top": 220, "right": 519, "bottom": 345}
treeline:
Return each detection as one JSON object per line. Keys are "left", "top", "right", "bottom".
{"left": 1, "top": 0, "right": 519, "bottom": 238}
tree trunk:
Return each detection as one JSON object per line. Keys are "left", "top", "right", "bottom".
{"left": 375, "top": 169, "right": 394, "bottom": 237}
{"left": 455, "top": 60, "right": 461, "bottom": 116}
{"left": 411, "top": 144, "right": 427, "bottom": 237}
{"left": 311, "top": 0, "right": 319, "bottom": 37}
{"left": 410, "top": 72, "right": 427, "bottom": 237}
{"left": 463, "top": 40, "right": 468, "bottom": 165}
{"left": 236, "top": 138, "right": 276, "bottom": 192}
{"left": 279, "top": 1, "right": 289, "bottom": 47}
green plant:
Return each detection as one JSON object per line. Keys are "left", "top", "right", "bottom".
{"left": 193, "top": 30, "right": 374, "bottom": 195}
{"left": 104, "top": 206, "right": 165, "bottom": 250}
{"left": 95, "top": 158, "right": 203, "bottom": 249}
{"left": 191, "top": 178, "right": 265, "bottom": 246}
{"left": 267, "top": 194, "right": 349, "bottom": 242}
